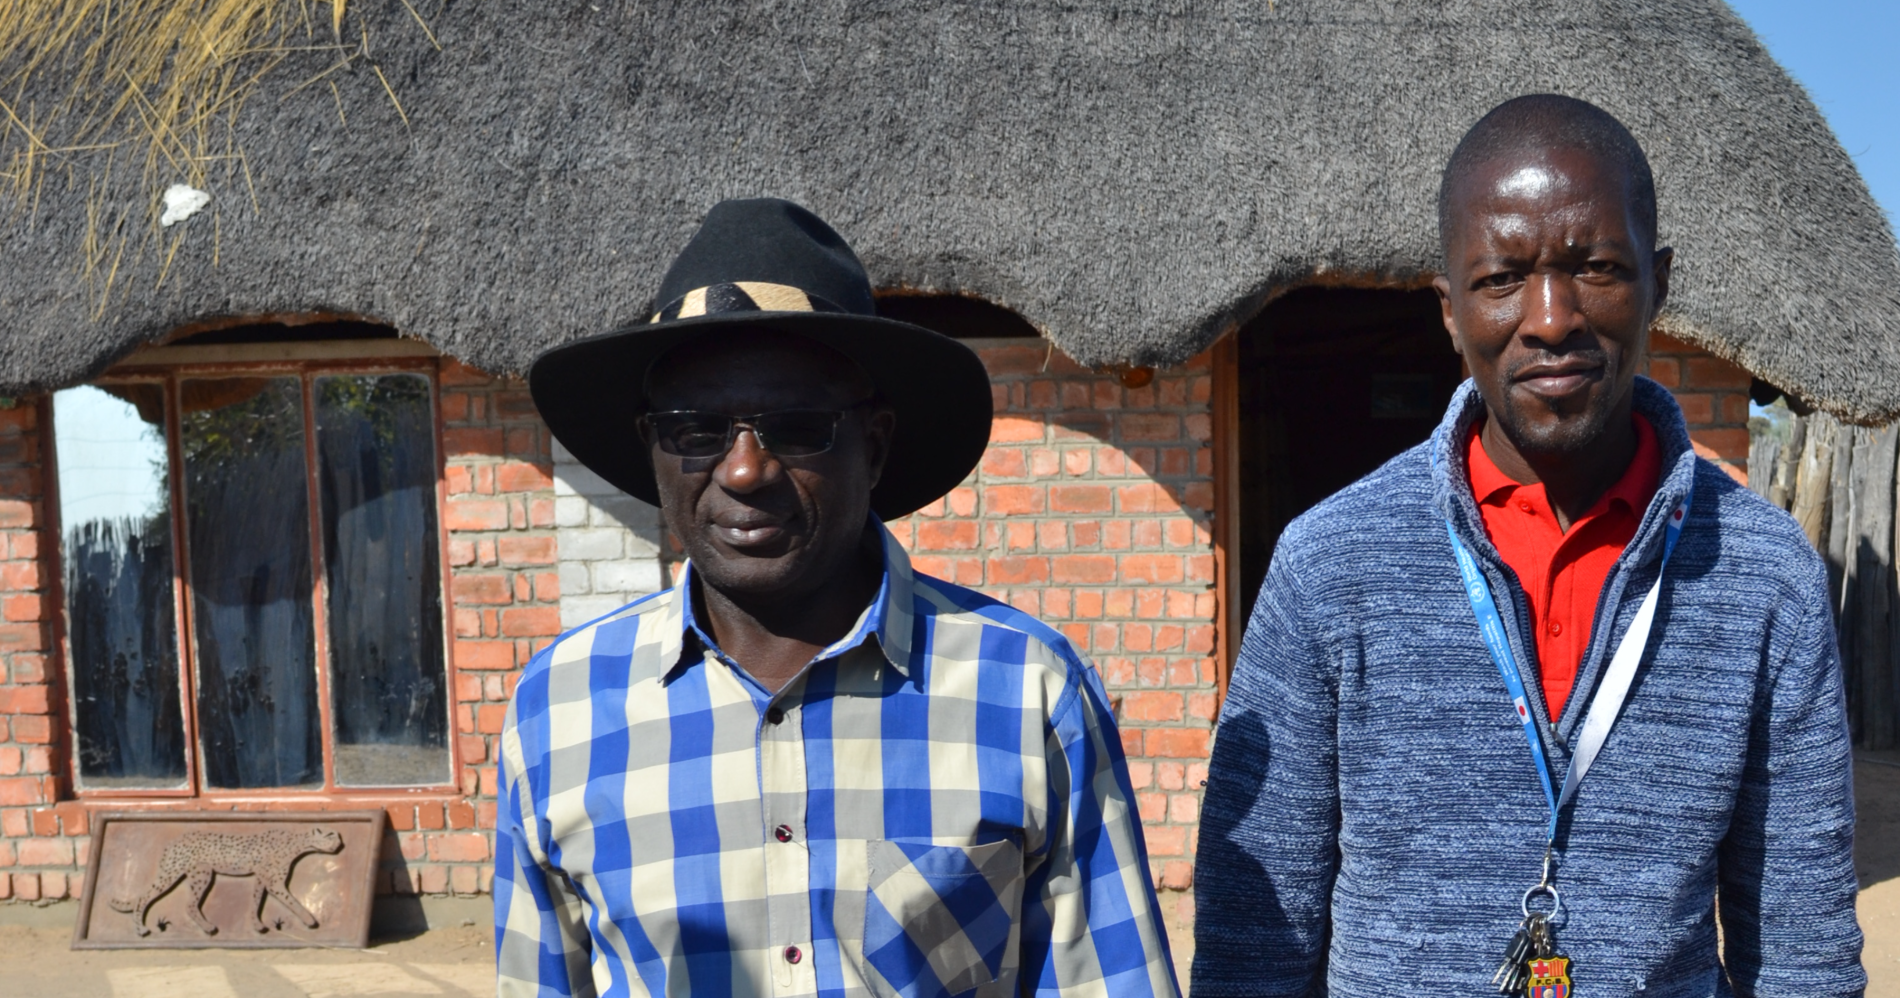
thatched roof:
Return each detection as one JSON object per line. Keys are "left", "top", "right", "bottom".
{"left": 4, "top": 0, "right": 1898, "bottom": 420}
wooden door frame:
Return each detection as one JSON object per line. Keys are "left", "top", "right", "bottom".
{"left": 1211, "top": 334, "right": 1242, "bottom": 704}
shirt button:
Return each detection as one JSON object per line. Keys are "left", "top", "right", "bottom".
{"left": 1548, "top": 621, "right": 1563, "bottom": 637}
{"left": 784, "top": 945, "right": 802, "bottom": 964}
{"left": 765, "top": 707, "right": 785, "bottom": 725}
{"left": 1517, "top": 500, "right": 1534, "bottom": 513}
{"left": 774, "top": 824, "right": 794, "bottom": 842}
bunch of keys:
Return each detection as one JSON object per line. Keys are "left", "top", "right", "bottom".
{"left": 1491, "top": 912, "right": 1552, "bottom": 993}
{"left": 1493, "top": 882, "right": 1573, "bottom": 996}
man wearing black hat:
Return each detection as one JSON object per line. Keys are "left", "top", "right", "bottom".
{"left": 495, "top": 199, "right": 1180, "bottom": 998}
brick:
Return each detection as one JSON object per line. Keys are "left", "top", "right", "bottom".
{"left": 12, "top": 872, "right": 40, "bottom": 901}
{"left": 1645, "top": 356, "right": 1681, "bottom": 388}
{"left": 427, "top": 832, "right": 491, "bottom": 863}
{"left": 17, "top": 837, "right": 72, "bottom": 867}
{"left": 976, "top": 345, "right": 1049, "bottom": 376}
{"left": 0, "top": 684, "right": 49, "bottom": 714}
{"left": 1119, "top": 555, "right": 1184, "bottom": 584}
{"left": 1169, "top": 793, "right": 1200, "bottom": 824}
{"left": 442, "top": 427, "right": 505, "bottom": 456}
{"left": 478, "top": 704, "right": 508, "bottom": 734}
{"left": 0, "top": 592, "right": 41, "bottom": 621}
{"left": 1146, "top": 728, "right": 1211, "bottom": 759}
{"left": 1159, "top": 861, "right": 1194, "bottom": 891}
{"left": 1143, "top": 825, "right": 1187, "bottom": 857}
{"left": 1121, "top": 691, "right": 1184, "bottom": 722}
{"left": 916, "top": 521, "right": 979, "bottom": 552}
{"left": 0, "top": 623, "right": 41, "bottom": 652}
{"left": 1049, "top": 485, "right": 1113, "bottom": 514}
{"left": 445, "top": 499, "right": 509, "bottom": 531}
{"left": 416, "top": 865, "right": 450, "bottom": 895}
{"left": 1690, "top": 427, "right": 1751, "bottom": 460}
{"left": 0, "top": 501, "right": 32, "bottom": 529}
{"left": 0, "top": 560, "right": 43, "bottom": 591}
{"left": 1683, "top": 355, "right": 1751, "bottom": 390}
{"left": 450, "top": 865, "right": 480, "bottom": 895}
{"left": 451, "top": 573, "right": 514, "bottom": 605}
{"left": 497, "top": 462, "right": 554, "bottom": 493}
{"left": 455, "top": 640, "right": 517, "bottom": 671}
{"left": 9, "top": 716, "right": 48, "bottom": 743}
{"left": 500, "top": 607, "right": 562, "bottom": 637}
{"left": 1050, "top": 412, "right": 1111, "bottom": 441}
{"left": 983, "top": 485, "right": 1044, "bottom": 515}
{"left": 980, "top": 449, "right": 1029, "bottom": 478}
{"left": 1120, "top": 413, "right": 1180, "bottom": 441}
{"left": 497, "top": 535, "right": 557, "bottom": 566}
{"left": 30, "top": 808, "right": 56, "bottom": 836}
{"left": 1052, "top": 555, "right": 1117, "bottom": 584}
{"left": 987, "top": 557, "right": 1050, "bottom": 586}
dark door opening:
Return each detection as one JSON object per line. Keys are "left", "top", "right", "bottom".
{"left": 1234, "top": 286, "right": 1464, "bottom": 621}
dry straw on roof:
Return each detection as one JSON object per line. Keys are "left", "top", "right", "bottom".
{"left": 2, "top": 0, "right": 1897, "bottom": 422}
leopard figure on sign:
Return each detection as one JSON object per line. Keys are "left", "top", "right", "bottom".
{"left": 108, "top": 827, "right": 344, "bottom": 936}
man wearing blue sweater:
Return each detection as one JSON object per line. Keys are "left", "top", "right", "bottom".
{"left": 1192, "top": 95, "right": 1865, "bottom": 996}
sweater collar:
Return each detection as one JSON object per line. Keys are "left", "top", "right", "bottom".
{"left": 1431, "top": 376, "right": 1700, "bottom": 568}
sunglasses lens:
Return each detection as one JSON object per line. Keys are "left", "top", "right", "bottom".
{"left": 650, "top": 414, "right": 733, "bottom": 457}
{"left": 755, "top": 411, "right": 841, "bottom": 455}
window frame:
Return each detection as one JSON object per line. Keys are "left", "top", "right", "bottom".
{"left": 50, "top": 352, "right": 460, "bottom": 801}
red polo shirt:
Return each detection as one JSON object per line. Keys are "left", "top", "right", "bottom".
{"left": 1467, "top": 415, "right": 1661, "bottom": 720}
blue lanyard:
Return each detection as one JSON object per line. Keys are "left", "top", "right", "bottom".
{"left": 1445, "top": 482, "right": 1692, "bottom": 845}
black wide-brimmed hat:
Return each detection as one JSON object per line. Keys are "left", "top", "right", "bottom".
{"left": 529, "top": 198, "right": 994, "bottom": 520}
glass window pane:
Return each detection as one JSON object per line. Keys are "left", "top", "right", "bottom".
{"left": 53, "top": 384, "right": 187, "bottom": 789}
{"left": 315, "top": 374, "right": 449, "bottom": 787}
{"left": 180, "top": 377, "right": 322, "bottom": 789}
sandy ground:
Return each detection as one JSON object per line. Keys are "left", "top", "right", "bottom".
{"left": 1, "top": 757, "right": 1894, "bottom": 997}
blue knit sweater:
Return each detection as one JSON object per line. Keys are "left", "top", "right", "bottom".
{"left": 1192, "top": 378, "right": 1863, "bottom": 997}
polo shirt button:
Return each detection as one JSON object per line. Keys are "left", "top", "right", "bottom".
{"left": 1517, "top": 500, "right": 1534, "bottom": 513}
{"left": 775, "top": 824, "right": 794, "bottom": 842}
{"left": 765, "top": 707, "right": 785, "bottom": 725}
{"left": 784, "top": 945, "right": 802, "bottom": 964}
{"left": 1549, "top": 621, "right": 1563, "bottom": 636}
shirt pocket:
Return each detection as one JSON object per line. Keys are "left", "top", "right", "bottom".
{"left": 862, "top": 838, "right": 1025, "bottom": 998}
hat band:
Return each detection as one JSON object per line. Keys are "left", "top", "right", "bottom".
{"left": 651, "top": 282, "right": 849, "bottom": 323}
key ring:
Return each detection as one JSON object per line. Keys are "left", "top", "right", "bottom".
{"left": 1521, "top": 882, "right": 1562, "bottom": 921}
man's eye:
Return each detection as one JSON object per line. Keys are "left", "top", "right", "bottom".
{"left": 1582, "top": 260, "right": 1622, "bottom": 277}
{"left": 1475, "top": 272, "right": 1519, "bottom": 290}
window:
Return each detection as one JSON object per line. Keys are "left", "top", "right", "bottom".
{"left": 53, "top": 362, "right": 450, "bottom": 793}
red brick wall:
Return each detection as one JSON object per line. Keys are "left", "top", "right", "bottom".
{"left": 1645, "top": 333, "right": 1752, "bottom": 483}
{"left": 0, "top": 340, "right": 1752, "bottom": 906}
{"left": 889, "top": 344, "right": 1220, "bottom": 891}
{"left": 0, "top": 398, "right": 67, "bottom": 903}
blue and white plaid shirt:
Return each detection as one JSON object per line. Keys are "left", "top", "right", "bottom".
{"left": 496, "top": 523, "right": 1179, "bottom": 998}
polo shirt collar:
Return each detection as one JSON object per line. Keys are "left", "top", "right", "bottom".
{"left": 662, "top": 516, "right": 918, "bottom": 684}
{"left": 1434, "top": 375, "right": 1700, "bottom": 568}
{"left": 1467, "top": 413, "right": 1663, "bottom": 524}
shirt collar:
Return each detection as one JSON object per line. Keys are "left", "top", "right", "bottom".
{"left": 663, "top": 516, "right": 918, "bottom": 684}
{"left": 1466, "top": 413, "right": 1662, "bottom": 519}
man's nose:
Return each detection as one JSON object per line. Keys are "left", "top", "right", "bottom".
{"left": 1520, "top": 273, "right": 1585, "bottom": 346}
{"left": 713, "top": 428, "right": 783, "bottom": 493}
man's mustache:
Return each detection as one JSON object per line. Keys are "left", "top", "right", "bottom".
{"left": 1502, "top": 348, "right": 1610, "bottom": 381}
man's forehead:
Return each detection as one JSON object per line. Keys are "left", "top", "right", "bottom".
{"left": 1455, "top": 145, "right": 1634, "bottom": 208}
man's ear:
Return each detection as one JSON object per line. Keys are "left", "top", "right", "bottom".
{"left": 1650, "top": 246, "right": 1674, "bottom": 318}
{"left": 863, "top": 407, "right": 897, "bottom": 490}
{"left": 1433, "top": 274, "right": 1466, "bottom": 357}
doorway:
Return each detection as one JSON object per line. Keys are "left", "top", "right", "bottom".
{"left": 1228, "top": 286, "right": 1465, "bottom": 631}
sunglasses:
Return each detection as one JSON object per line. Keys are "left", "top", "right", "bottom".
{"left": 642, "top": 402, "right": 870, "bottom": 459}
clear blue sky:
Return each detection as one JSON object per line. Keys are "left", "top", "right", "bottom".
{"left": 1727, "top": 0, "right": 1899, "bottom": 238}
